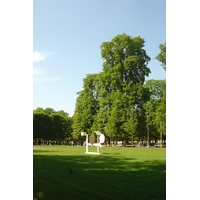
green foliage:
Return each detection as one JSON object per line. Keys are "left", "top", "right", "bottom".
{"left": 144, "top": 79, "right": 166, "bottom": 101}
{"left": 73, "top": 74, "right": 99, "bottom": 138}
{"left": 44, "top": 107, "right": 55, "bottom": 115}
{"left": 51, "top": 113, "right": 66, "bottom": 140}
{"left": 155, "top": 89, "right": 166, "bottom": 135}
{"left": 72, "top": 34, "right": 154, "bottom": 142}
{"left": 33, "top": 107, "right": 72, "bottom": 143}
{"left": 105, "top": 90, "right": 124, "bottom": 140}
{"left": 144, "top": 79, "right": 166, "bottom": 140}
{"left": 81, "top": 75, "right": 97, "bottom": 134}
{"left": 122, "top": 110, "right": 138, "bottom": 139}
{"left": 100, "top": 34, "right": 151, "bottom": 141}
{"left": 72, "top": 91, "right": 84, "bottom": 140}
{"left": 155, "top": 43, "right": 166, "bottom": 71}
{"left": 33, "top": 111, "right": 52, "bottom": 141}
{"left": 154, "top": 43, "right": 166, "bottom": 136}
{"left": 101, "top": 33, "right": 151, "bottom": 89}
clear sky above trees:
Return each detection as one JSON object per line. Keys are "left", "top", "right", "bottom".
{"left": 33, "top": 0, "right": 166, "bottom": 116}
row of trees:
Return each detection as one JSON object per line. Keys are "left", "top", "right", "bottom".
{"left": 33, "top": 34, "right": 166, "bottom": 146}
{"left": 72, "top": 34, "right": 166, "bottom": 146}
{"left": 33, "top": 108, "right": 73, "bottom": 144}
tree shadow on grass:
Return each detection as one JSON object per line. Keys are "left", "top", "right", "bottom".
{"left": 101, "top": 152, "right": 121, "bottom": 155}
{"left": 33, "top": 150, "right": 58, "bottom": 153}
{"left": 33, "top": 153, "right": 166, "bottom": 200}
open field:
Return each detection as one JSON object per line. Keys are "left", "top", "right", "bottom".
{"left": 33, "top": 146, "right": 166, "bottom": 200}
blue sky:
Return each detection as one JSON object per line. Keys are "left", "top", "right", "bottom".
{"left": 33, "top": 0, "right": 166, "bottom": 116}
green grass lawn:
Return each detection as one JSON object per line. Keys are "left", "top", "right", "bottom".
{"left": 33, "top": 146, "right": 166, "bottom": 200}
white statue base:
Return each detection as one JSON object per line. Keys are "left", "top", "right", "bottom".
{"left": 85, "top": 152, "right": 100, "bottom": 155}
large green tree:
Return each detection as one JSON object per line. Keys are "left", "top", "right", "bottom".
{"left": 100, "top": 34, "right": 151, "bottom": 143}
{"left": 72, "top": 34, "right": 151, "bottom": 145}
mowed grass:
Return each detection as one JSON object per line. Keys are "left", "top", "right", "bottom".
{"left": 33, "top": 146, "right": 166, "bottom": 200}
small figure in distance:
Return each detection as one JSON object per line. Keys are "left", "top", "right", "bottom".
{"left": 69, "top": 168, "right": 73, "bottom": 174}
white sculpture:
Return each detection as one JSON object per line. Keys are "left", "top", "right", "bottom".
{"left": 81, "top": 131, "right": 105, "bottom": 155}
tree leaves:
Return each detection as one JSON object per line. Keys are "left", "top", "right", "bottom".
{"left": 155, "top": 43, "right": 166, "bottom": 71}
{"left": 72, "top": 34, "right": 166, "bottom": 144}
{"left": 33, "top": 108, "right": 72, "bottom": 142}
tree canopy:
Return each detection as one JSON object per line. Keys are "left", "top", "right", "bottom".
{"left": 101, "top": 34, "right": 151, "bottom": 90}
{"left": 72, "top": 34, "right": 154, "bottom": 145}
{"left": 33, "top": 34, "right": 166, "bottom": 146}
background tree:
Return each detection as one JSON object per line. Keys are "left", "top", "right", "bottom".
{"left": 133, "top": 84, "right": 150, "bottom": 144}
{"left": 91, "top": 72, "right": 113, "bottom": 145}
{"left": 81, "top": 74, "right": 98, "bottom": 135}
{"left": 33, "top": 111, "right": 43, "bottom": 144}
{"left": 155, "top": 42, "right": 166, "bottom": 145}
{"left": 56, "top": 110, "right": 73, "bottom": 144}
{"left": 155, "top": 89, "right": 166, "bottom": 147}
{"left": 73, "top": 73, "right": 101, "bottom": 142}
{"left": 105, "top": 90, "right": 125, "bottom": 146}
{"left": 33, "top": 108, "right": 52, "bottom": 144}
{"left": 72, "top": 91, "right": 84, "bottom": 140}
{"left": 44, "top": 107, "right": 55, "bottom": 115}
{"left": 144, "top": 79, "right": 166, "bottom": 144}
{"left": 33, "top": 108, "right": 72, "bottom": 145}
{"left": 155, "top": 42, "right": 166, "bottom": 71}
{"left": 51, "top": 113, "right": 66, "bottom": 142}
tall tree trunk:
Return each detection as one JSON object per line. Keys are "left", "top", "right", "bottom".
{"left": 124, "top": 138, "right": 128, "bottom": 147}
{"left": 160, "top": 133, "right": 163, "bottom": 148}
{"left": 131, "top": 135, "right": 133, "bottom": 147}
{"left": 160, "top": 121, "right": 163, "bottom": 148}
{"left": 110, "top": 134, "right": 112, "bottom": 147}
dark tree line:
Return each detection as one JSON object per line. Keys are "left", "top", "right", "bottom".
{"left": 33, "top": 107, "right": 73, "bottom": 145}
